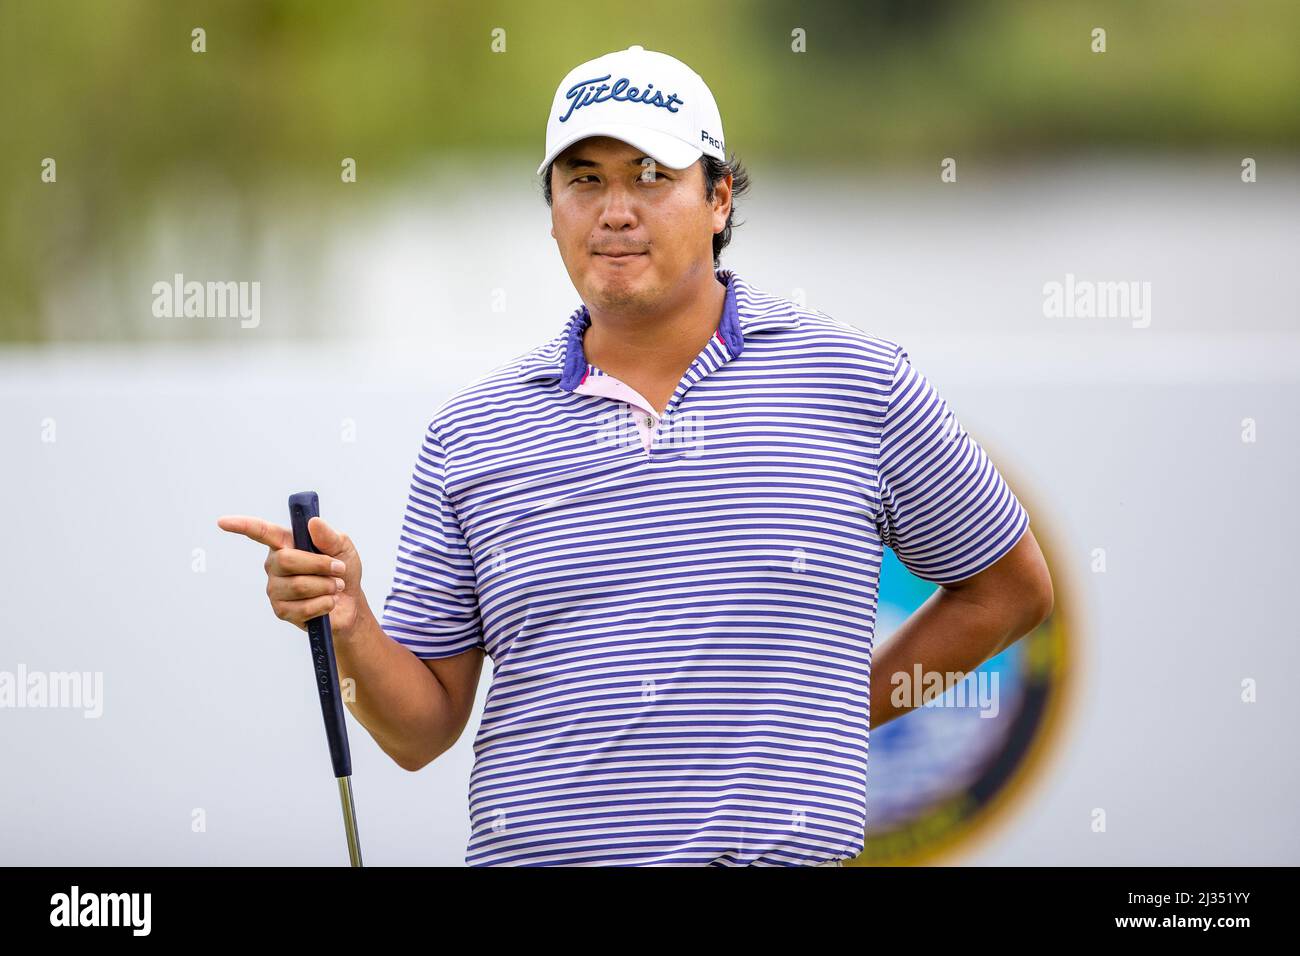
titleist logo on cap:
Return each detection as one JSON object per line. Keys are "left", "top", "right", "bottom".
{"left": 558, "top": 73, "right": 684, "bottom": 123}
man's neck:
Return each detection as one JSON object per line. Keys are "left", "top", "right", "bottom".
{"left": 582, "top": 267, "right": 726, "bottom": 388}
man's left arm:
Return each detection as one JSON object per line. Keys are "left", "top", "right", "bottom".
{"left": 869, "top": 526, "right": 1054, "bottom": 730}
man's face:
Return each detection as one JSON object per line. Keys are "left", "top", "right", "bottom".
{"left": 549, "top": 136, "right": 731, "bottom": 314}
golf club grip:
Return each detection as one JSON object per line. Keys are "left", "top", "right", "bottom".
{"left": 288, "top": 491, "right": 353, "bottom": 779}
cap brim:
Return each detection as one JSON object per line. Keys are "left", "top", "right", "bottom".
{"left": 536, "top": 123, "right": 703, "bottom": 177}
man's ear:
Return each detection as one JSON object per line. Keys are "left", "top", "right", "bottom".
{"left": 712, "top": 172, "right": 733, "bottom": 232}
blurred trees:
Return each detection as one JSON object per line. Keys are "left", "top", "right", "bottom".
{"left": 2, "top": 0, "right": 1296, "bottom": 340}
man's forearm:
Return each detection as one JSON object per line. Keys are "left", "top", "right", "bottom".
{"left": 868, "top": 585, "right": 1038, "bottom": 730}
{"left": 331, "top": 601, "right": 460, "bottom": 770}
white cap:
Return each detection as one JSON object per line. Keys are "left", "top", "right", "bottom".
{"left": 537, "top": 45, "right": 726, "bottom": 177}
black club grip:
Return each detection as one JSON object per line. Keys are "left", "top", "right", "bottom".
{"left": 288, "top": 491, "right": 353, "bottom": 779}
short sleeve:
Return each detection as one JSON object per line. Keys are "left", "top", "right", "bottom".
{"left": 876, "top": 345, "right": 1030, "bottom": 585}
{"left": 380, "top": 422, "right": 485, "bottom": 659}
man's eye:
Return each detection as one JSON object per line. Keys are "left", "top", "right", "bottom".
{"left": 571, "top": 172, "right": 665, "bottom": 185}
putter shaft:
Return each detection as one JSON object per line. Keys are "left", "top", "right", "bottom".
{"left": 338, "top": 776, "right": 363, "bottom": 867}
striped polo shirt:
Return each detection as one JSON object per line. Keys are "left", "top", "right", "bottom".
{"left": 380, "top": 268, "right": 1030, "bottom": 866}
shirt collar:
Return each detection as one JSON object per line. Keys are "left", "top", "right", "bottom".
{"left": 516, "top": 268, "right": 800, "bottom": 387}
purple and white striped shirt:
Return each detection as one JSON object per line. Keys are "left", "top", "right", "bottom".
{"left": 381, "top": 268, "right": 1030, "bottom": 866}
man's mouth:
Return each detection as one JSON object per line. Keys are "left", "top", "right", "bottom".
{"left": 595, "top": 251, "right": 646, "bottom": 259}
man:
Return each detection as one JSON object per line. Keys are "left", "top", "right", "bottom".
{"left": 219, "top": 45, "right": 1053, "bottom": 867}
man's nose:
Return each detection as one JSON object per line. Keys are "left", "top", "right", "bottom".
{"left": 598, "top": 184, "right": 638, "bottom": 227}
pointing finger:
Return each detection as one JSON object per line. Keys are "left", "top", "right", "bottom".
{"left": 217, "top": 515, "right": 293, "bottom": 551}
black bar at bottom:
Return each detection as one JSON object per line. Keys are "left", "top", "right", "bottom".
{"left": 0, "top": 865, "right": 1285, "bottom": 940}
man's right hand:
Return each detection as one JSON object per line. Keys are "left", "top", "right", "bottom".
{"left": 217, "top": 513, "right": 369, "bottom": 640}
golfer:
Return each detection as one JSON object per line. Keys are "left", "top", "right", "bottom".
{"left": 219, "top": 44, "right": 1054, "bottom": 866}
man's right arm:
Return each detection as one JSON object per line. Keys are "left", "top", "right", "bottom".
{"left": 333, "top": 601, "right": 484, "bottom": 772}
{"left": 216, "top": 511, "right": 483, "bottom": 773}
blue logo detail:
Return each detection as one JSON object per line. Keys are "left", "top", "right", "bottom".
{"left": 558, "top": 73, "right": 684, "bottom": 124}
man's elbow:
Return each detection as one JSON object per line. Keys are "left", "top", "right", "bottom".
{"left": 991, "top": 580, "right": 1052, "bottom": 659}
{"left": 1020, "top": 567, "right": 1055, "bottom": 634}
{"left": 393, "top": 738, "right": 453, "bottom": 773}
{"left": 954, "top": 529, "right": 1055, "bottom": 656}
{"left": 1028, "top": 590, "right": 1053, "bottom": 635}
{"left": 395, "top": 754, "right": 428, "bottom": 773}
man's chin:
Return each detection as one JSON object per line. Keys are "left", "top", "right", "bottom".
{"left": 587, "top": 268, "right": 655, "bottom": 308}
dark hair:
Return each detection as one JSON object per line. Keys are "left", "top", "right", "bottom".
{"left": 541, "top": 150, "right": 751, "bottom": 268}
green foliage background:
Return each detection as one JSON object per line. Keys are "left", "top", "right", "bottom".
{"left": 2, "top": 0, "right": 1296, "bottom": 340}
